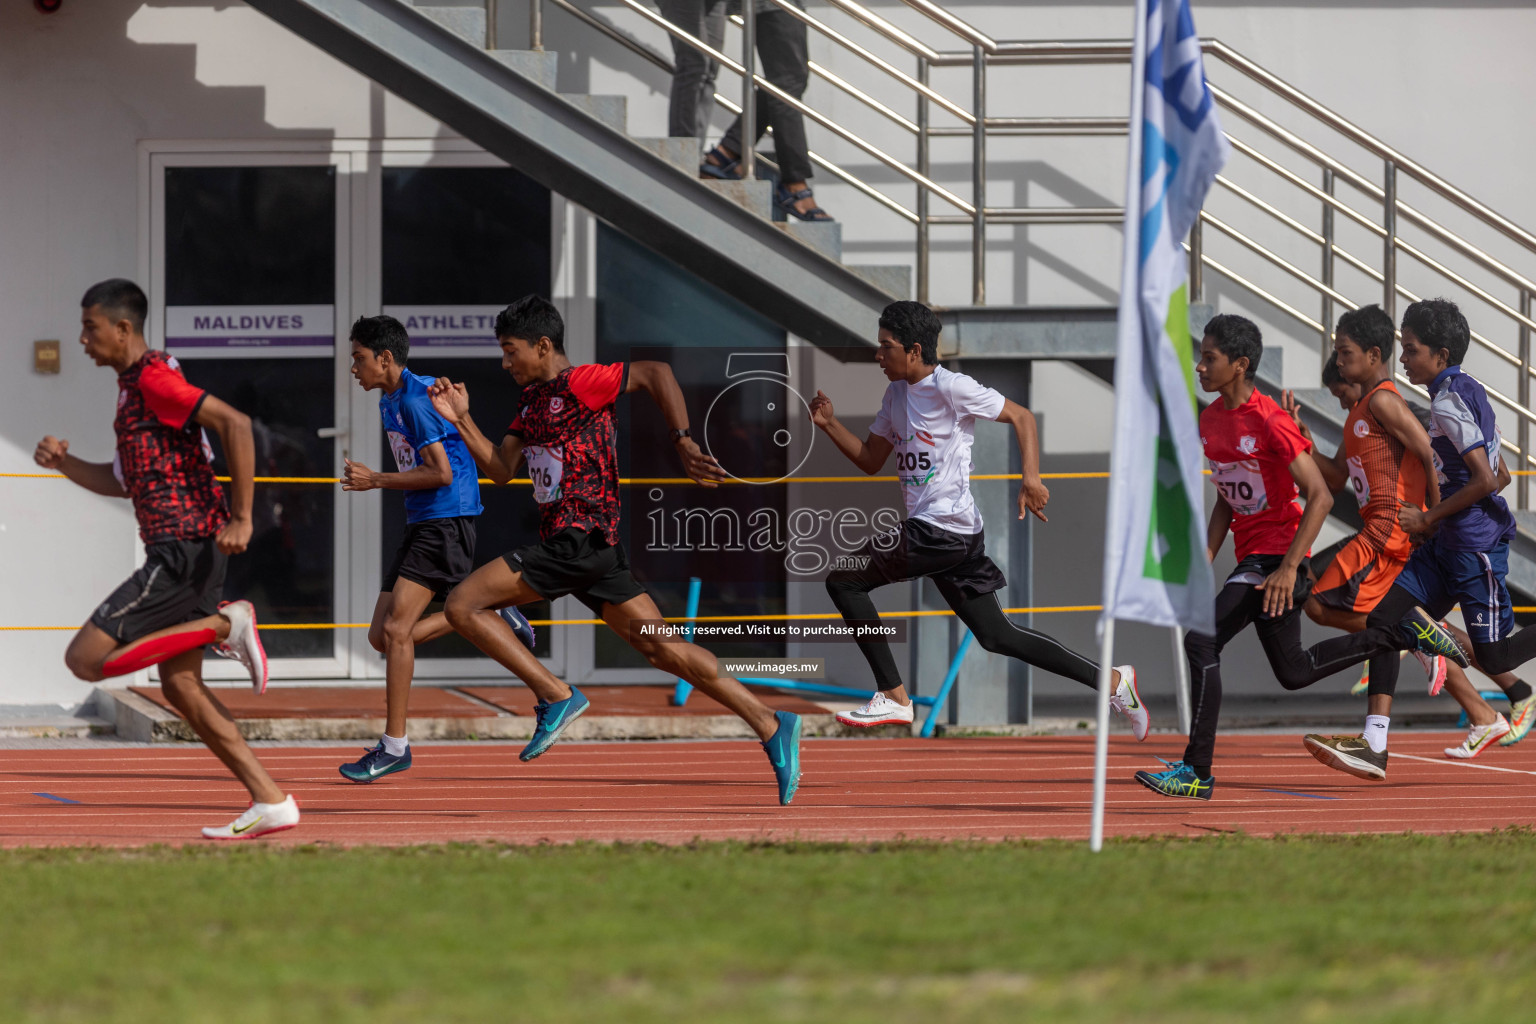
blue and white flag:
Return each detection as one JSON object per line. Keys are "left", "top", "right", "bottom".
{"left": 1100, "top": 0, "right": 1228, "bottom": 635}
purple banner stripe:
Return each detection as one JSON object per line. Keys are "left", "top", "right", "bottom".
{"left": 166, "top": 337, "right": 334, "bottom": 347}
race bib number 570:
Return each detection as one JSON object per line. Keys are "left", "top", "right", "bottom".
{"left": 1209, "top": 459, "right": 1269, "bottom": 516}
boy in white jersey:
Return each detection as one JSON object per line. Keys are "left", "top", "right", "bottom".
{"left": 809, "top": 301, "right": 1147, "bottom": 735}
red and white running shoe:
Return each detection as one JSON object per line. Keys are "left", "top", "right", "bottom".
{"left": 202, "top": 795, "right": 300, "bottom": 840}
{"left": 1415, "top": 648, "right": 1448, "bottom": 696}
{"left": 1445, "top": 714, "right": 1511, "bottom": 759}
{"left": 1109, "top": 664, "right": 1150, "bottom": 741}
{"left": 214, "top": 599, "right": 270, "bottom": 694}
{"left": 836, "top": 692, "right": 915, "bottom": 728}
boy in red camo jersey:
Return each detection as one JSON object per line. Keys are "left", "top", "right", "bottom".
{"left": 1133, "top": 315, "right": 1461, "bottom": 800}
{"left": 34, "top": 279, "right": 297, "bottom": 839}
{"left": 429, "top": 295, "right": 804, "bottom": 804}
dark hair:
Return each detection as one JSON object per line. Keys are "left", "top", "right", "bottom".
{"left": 1321, "top": 351, "right": 1343, "bottom": 388}
{"left": 1203, "top": 314, "right": 1262, "bottom": 380}
{"left": 878, "top": 300, "right": 942, "bottom": 365}
{"left": 1401, "top": 298, "right": 1470, "bottom": 366}
{"left": 350, "top": 315, "right": 410, "bottom": 366}
{"left": 81, "top": 278, "right": 148, "bottom": 332}
{"left": 496, "top": 294, "right": 565, "bottom": 353}
{"left": 1334, "top": 304, "right": 1394, "bottom": 363}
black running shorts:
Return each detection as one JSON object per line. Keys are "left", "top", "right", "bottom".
{"left": 504, "top": 527, "right": 646, "bottom": 614}
{"left": 90, "top": 537, "right": 228, "bottom": 644}
{"left": 383, "top": 516, "right": 477, "bottom": 600}
{"left": 843, "top": 517, "right": 1006, "bottom": 605}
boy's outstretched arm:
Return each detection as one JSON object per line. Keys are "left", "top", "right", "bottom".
{"left": 626, "top": 361, "right": 727, "bottom": 487}
{"left": 1205, "top": 497, "right": 1234, "bottom": 564}
{"left": 1260, "top": 453, "right": 1333, "bottom": 617}
{"left": 997, "top": 399, "right": 1048, "bottom": 522}
{"left": 1401, "top": 441, "right": 1498, "bottom": 536}
{"left": 342, "top": 442, "right": 453, "bottom": 493}
{"left": 33, "top": 436, "right": 126, "bottom": 498}
{"left": 429, "top": 379, "right": 523, "bottom": 484}
{"left": 808, "top": 389, "right": 893, "bottom": 475}
{"left": 1281, "top": 389, "right": 1347, "bottom": 491}
{"left": 195, "top": 395, "right": 255, "bottom": 554}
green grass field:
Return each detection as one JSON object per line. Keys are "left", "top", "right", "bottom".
{"left": 3, "top": 833, "right": 1534, "bottom": 1023}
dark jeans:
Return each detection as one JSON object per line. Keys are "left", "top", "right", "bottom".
{"left": 719, "top": 9, "right": 813, "bottom": 183}
{"left": 657, "top": 0, "right": 725, "bottom": 141}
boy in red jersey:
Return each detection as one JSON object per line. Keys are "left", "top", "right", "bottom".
{"left": 1134, "top": 315, "right": 1461, "bottom": 800}
{"left": 429, "top": 295, "right": 804, "bottom": 804}
{"left": 34, "top": 279, "right": 297, "bottom": 839}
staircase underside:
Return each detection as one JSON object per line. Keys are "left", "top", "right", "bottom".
{"left": 245, "top": 0, "right": 892, "bottom": 354}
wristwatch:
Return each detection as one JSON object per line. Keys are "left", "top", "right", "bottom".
{"left": 670, "top": 428, "right": 692, "bottom": 444}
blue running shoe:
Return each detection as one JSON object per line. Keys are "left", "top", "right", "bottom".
{"left": 339, "top": 742, "right": 412, "bottom": 783}
{"left": 762, "top": 710, "right": 802, "bottom": 805}
{"left": 1133, "top": 758, "right": 1213, "bottom": 800}
{"left": 520, "top": 686, "right": 590, "bottom": 762}
{"left": 499, "top": 605, "right": 537, "bottom": 650}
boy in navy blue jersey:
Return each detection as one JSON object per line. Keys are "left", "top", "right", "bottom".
{"left": 338, "top": 315, "right": 531, "bottom": 783}
{"left": 1303, "top": 298, "right": 1536, "bottom": 778}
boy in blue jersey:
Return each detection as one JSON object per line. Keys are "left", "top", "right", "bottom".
{"left": 1303, "top": 298, "right": 1536, "bottom": 778}
{"left": 337, "top": 315, "right": 530, "bottom": 782}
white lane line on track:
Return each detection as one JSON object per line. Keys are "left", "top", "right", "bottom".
{"left": 1391, "top": 752, "right": 1536, "bottom": 776}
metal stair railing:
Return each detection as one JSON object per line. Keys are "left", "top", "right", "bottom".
{"left": 465, "top": 0, "right": 1536, "bottom": 504}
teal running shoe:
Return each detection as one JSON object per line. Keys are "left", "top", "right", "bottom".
{"left": 1397, "top": 607, "right": 1469, "bottom": 667}
{"left": 762, "top": 710, "right": 802, "bottom": 805}
{"left": 520, "top": 686, "right": 590, "bottom": 762}
{"left": 339, "top": 742, "right": 412, "bottom": 783}
{"left": 1133, "top": 758, "right": 1213, "bottom": 800}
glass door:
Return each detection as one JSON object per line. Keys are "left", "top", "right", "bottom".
{"left": 366, "top": 150, "right": 560, "bottom": 678}
{"left": 150, "top": 152, "right": 353, "bottom": 678}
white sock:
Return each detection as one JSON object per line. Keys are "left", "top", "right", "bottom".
{"left": 382, "top": 733, "right": 409, "bottom": 757}
{"left": 1363, "top": 715, "right": 1390, "bottom": 753}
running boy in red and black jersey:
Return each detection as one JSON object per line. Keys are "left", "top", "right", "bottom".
{"left": 34, "top": 279, "right": 298, "bottom": 839}
{"left": 1133, "top": 314, "right": 1462, "bottom": 800}
{"left": 428, "top": 295, "right": 805, "bottom": 804}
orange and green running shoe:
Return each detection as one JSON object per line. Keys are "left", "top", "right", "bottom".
{"left": 1499, "top": 694, "right": 1536, "bottom": 747}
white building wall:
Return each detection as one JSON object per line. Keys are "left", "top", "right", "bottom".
{"left": 3, "top": 0, "right": 1533, "bottom": 704}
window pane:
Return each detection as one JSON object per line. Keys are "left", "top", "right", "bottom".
{"left": 195, "top": 358, "right": 336, "bottom": 659}
{"left": 595, "top": 223, "right": 787, "bottom": 668}
{"left": 165, "top": 166, "right": 334, "bottom": 306}
{"left": 382, "top": 167, "right": 550, "bottom": 304}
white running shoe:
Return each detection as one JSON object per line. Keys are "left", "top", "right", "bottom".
{"left": 836, "top": 692, "right": 915, "bottom": 728}
{"left": 214, "top": 599, "right": 270, "bottom": 694}
{"left": 1109, "top": 665, "right": 1150, "bottom": 741}
{"left": 201, "top": 795, "right": 300, "bottom": 840}
{"left": 1415, "top": 649, "right": 1448, "bottom": 697}
{"left": 1445, "top": 714, "right": 1511, "bottom": 759}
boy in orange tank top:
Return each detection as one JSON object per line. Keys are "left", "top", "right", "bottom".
{"left": 1284, "top": 306, "right": 1529, "bottom": 760}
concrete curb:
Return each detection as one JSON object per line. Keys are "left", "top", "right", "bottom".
{"left": 98, "top": 686, "right": 852, "bottom": 743}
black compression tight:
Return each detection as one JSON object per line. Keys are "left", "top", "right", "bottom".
{"left": 826, "top": 573, "right": 1101, "bottom": 692}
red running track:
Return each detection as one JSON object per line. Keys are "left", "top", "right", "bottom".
{"left": 1, "top": 734, "right": 1534, "bottom": 847}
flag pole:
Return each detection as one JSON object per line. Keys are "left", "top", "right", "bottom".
{"left": 1090, "top": 619, "right": 1116, "bottom": 851}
